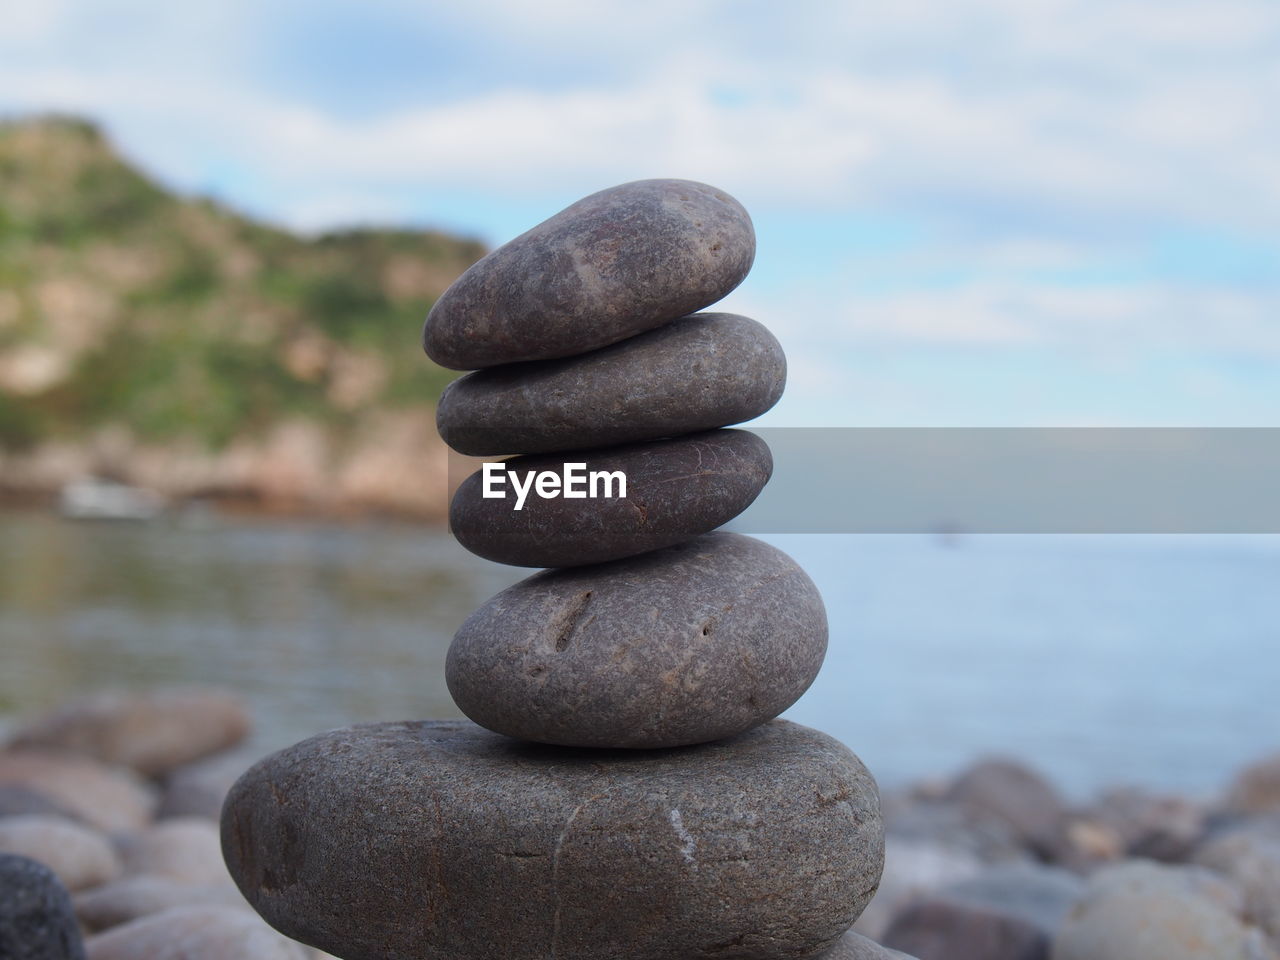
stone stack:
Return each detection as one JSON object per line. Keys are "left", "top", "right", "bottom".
{"left": 221, "top": 180, "right": 895, "bottom": 960}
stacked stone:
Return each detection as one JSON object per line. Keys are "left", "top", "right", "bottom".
{"left": 220, "top": 180, "right": 895, "bottom": 960}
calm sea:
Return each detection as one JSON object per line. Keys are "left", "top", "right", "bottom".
{"left": 1, "top": 509, "right": 1276, "bottom": 798}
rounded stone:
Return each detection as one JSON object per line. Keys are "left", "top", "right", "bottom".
{"left": 436, "top": 312, "right": 785, "bottom": 455}
{"left": 446, "top": 532, "right": 826, "bottom": 748}
{"left": 450, "top": 430, "right": 772, "bottom": 567}
{"left": 0, "top": 815, "right": 122, "bottom": 893}
{"left": 84, "top": 905, "right": 309, "bottom": 960}
{"left": 1051, "top": 890, "right": 1273, "bottom": 960}
{"left": 221, "top": 719, "right": 883, "bottom": 960}
{"left": 1088, "top": 860, "right": 1243, "bottom": 917}
{"left": 0, "top": 785, "right": 82, "bottom": 822}
{"left": 74, "top": 875, "right": 246, "bottom": 934}
{"left": 0, "top": 853, "right": 86, "bottom": 960}
{"left": 9, "top": 687, "right": 251, "bottom": 779}
{"left": 0, "top": 750, "right": 155, "bottom": 833}
{"left": 117, "top": 818, "right": 229, "bottom": 887}
{"left": 944, "top": 758, "right": 1067, "bottom": 859}
{"left": 423, "top": 180, "right": 755, "bottom": 369}
{"left": 1195, "top": 830, "right": 1280, "bottom": 942}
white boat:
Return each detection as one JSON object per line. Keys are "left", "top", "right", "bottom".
{"left": 59, "top": 477, "right": 166, "bottom": 521}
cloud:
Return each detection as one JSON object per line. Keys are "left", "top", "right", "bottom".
{"left": 1, "top": 0, "right": 1277, "bottom": 235}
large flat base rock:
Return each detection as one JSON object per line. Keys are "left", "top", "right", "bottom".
{"left": 221, "top": 719, "right": 883, "bottom": 960}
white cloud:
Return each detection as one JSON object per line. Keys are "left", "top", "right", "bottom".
{"left": 745, "top": 276, "right": 1280, "bottom": 360}
{"left": 1, "top": 0, "right": 1277, "bottom": 233}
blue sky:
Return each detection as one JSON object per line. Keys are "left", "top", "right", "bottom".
{"left": 2, "top": 0, "right": 1278, "bottom": 426}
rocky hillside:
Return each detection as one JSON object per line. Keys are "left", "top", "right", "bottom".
{"left": 0, "top": 116, "right": 485, "bottom": 517}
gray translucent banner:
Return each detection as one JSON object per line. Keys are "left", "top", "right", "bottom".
{"left": 445, "top": 428, "right": 1280, "bottom": 534}
{"left": 730, "top": 428, "right": 1280, "bottom": 533}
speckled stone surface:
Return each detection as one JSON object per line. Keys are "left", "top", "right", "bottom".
{"left": 445, "top": 532, "right": 826, "bottom": 748}
{"left": 436, "top": 312, "right": 785, "bottom": 455}
{"left": 0, "top": 853, "right": 86, "bottom": 960}
{"left": 422, "top": 180, "right": 755, "bottom": 369}
{"left": 220, "top": 719, "right": 883, "bottom": 960}
{"left": 450, "top": 430, "right": 772, "bottom": 567}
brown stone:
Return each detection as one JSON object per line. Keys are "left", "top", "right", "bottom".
{"left": 9, "top": 688, "right": 251, "bottom": 778}
{"left": 0, "top": 750, "right": 155, "bottom": 833}
{"left": 0, "top": 815, "right": 121, "bottom": 892}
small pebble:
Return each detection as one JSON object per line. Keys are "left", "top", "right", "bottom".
{"left": 0, "top": 815, "right": 122, "bottom": 893}
{"left": 9, "top": 688, "right": 251, "bottom": 779}
{"left": 118, "top": 818, "right": 229, "bottom": 886}
{"left": 85, "top": 905, "right": 308, "bottom": 960}
{"left": 1051, "top": 890, "right": 1273, "bottom": 960}
{"left": 75, "top": 875, "right": 246, "bottom": 934}
{"left": 0, "top": 750, "right": 155, "bottom": 833}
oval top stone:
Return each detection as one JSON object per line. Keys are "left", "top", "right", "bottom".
{"left": 437, "top": 312, "right": 785, "bottom": 456}
{"left": 221, "top": 719, "right": 884, "bottom": 960}
{"left": 446, "top": 532, "right": 827, "bottom": 748}
{"left": 422, "top": 180, "right": 756, "bottom": 369}
{"left": 450, "top": 430, "right": 772, "bottom": 567}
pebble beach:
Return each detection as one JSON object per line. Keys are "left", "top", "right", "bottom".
{"left": 2, "top": 685, "right": 1280, "bottom": 958}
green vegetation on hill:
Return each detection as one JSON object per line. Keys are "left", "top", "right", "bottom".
{"left": 0, "top": 115, "right": 485, "bottom": 450}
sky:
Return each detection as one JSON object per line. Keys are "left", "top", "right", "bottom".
{"left": 2, "top": 0, "right": 1278, "bottom": 426}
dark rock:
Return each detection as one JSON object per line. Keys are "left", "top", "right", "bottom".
{"left": 0, "top": 853, "right": 86, "bottom": 959}
{"left": 944, "top": 759, "right": 1067, "bottom": 860}
{"left": 450, "top": 430, "right": 772, "bottom": 567}
{"left": 0, "top": 751, "right": 155, "bottom": 833}
{"left": 423, "top": 179, "right": 755, "bottom": 369}
{"left": 8, "top": 688, "right": 251, "bottom": 779}
{"left": 446, "top": 532, "right": 826, "bottom": 748}
{"left": 436, "top": 312, "right": 785, "bottom": 455}
{"left": 221, "top": 719, "right": 883, "bottom": 960}
{"left": 84, "top": 905, "right": 309, "bottom": 959}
